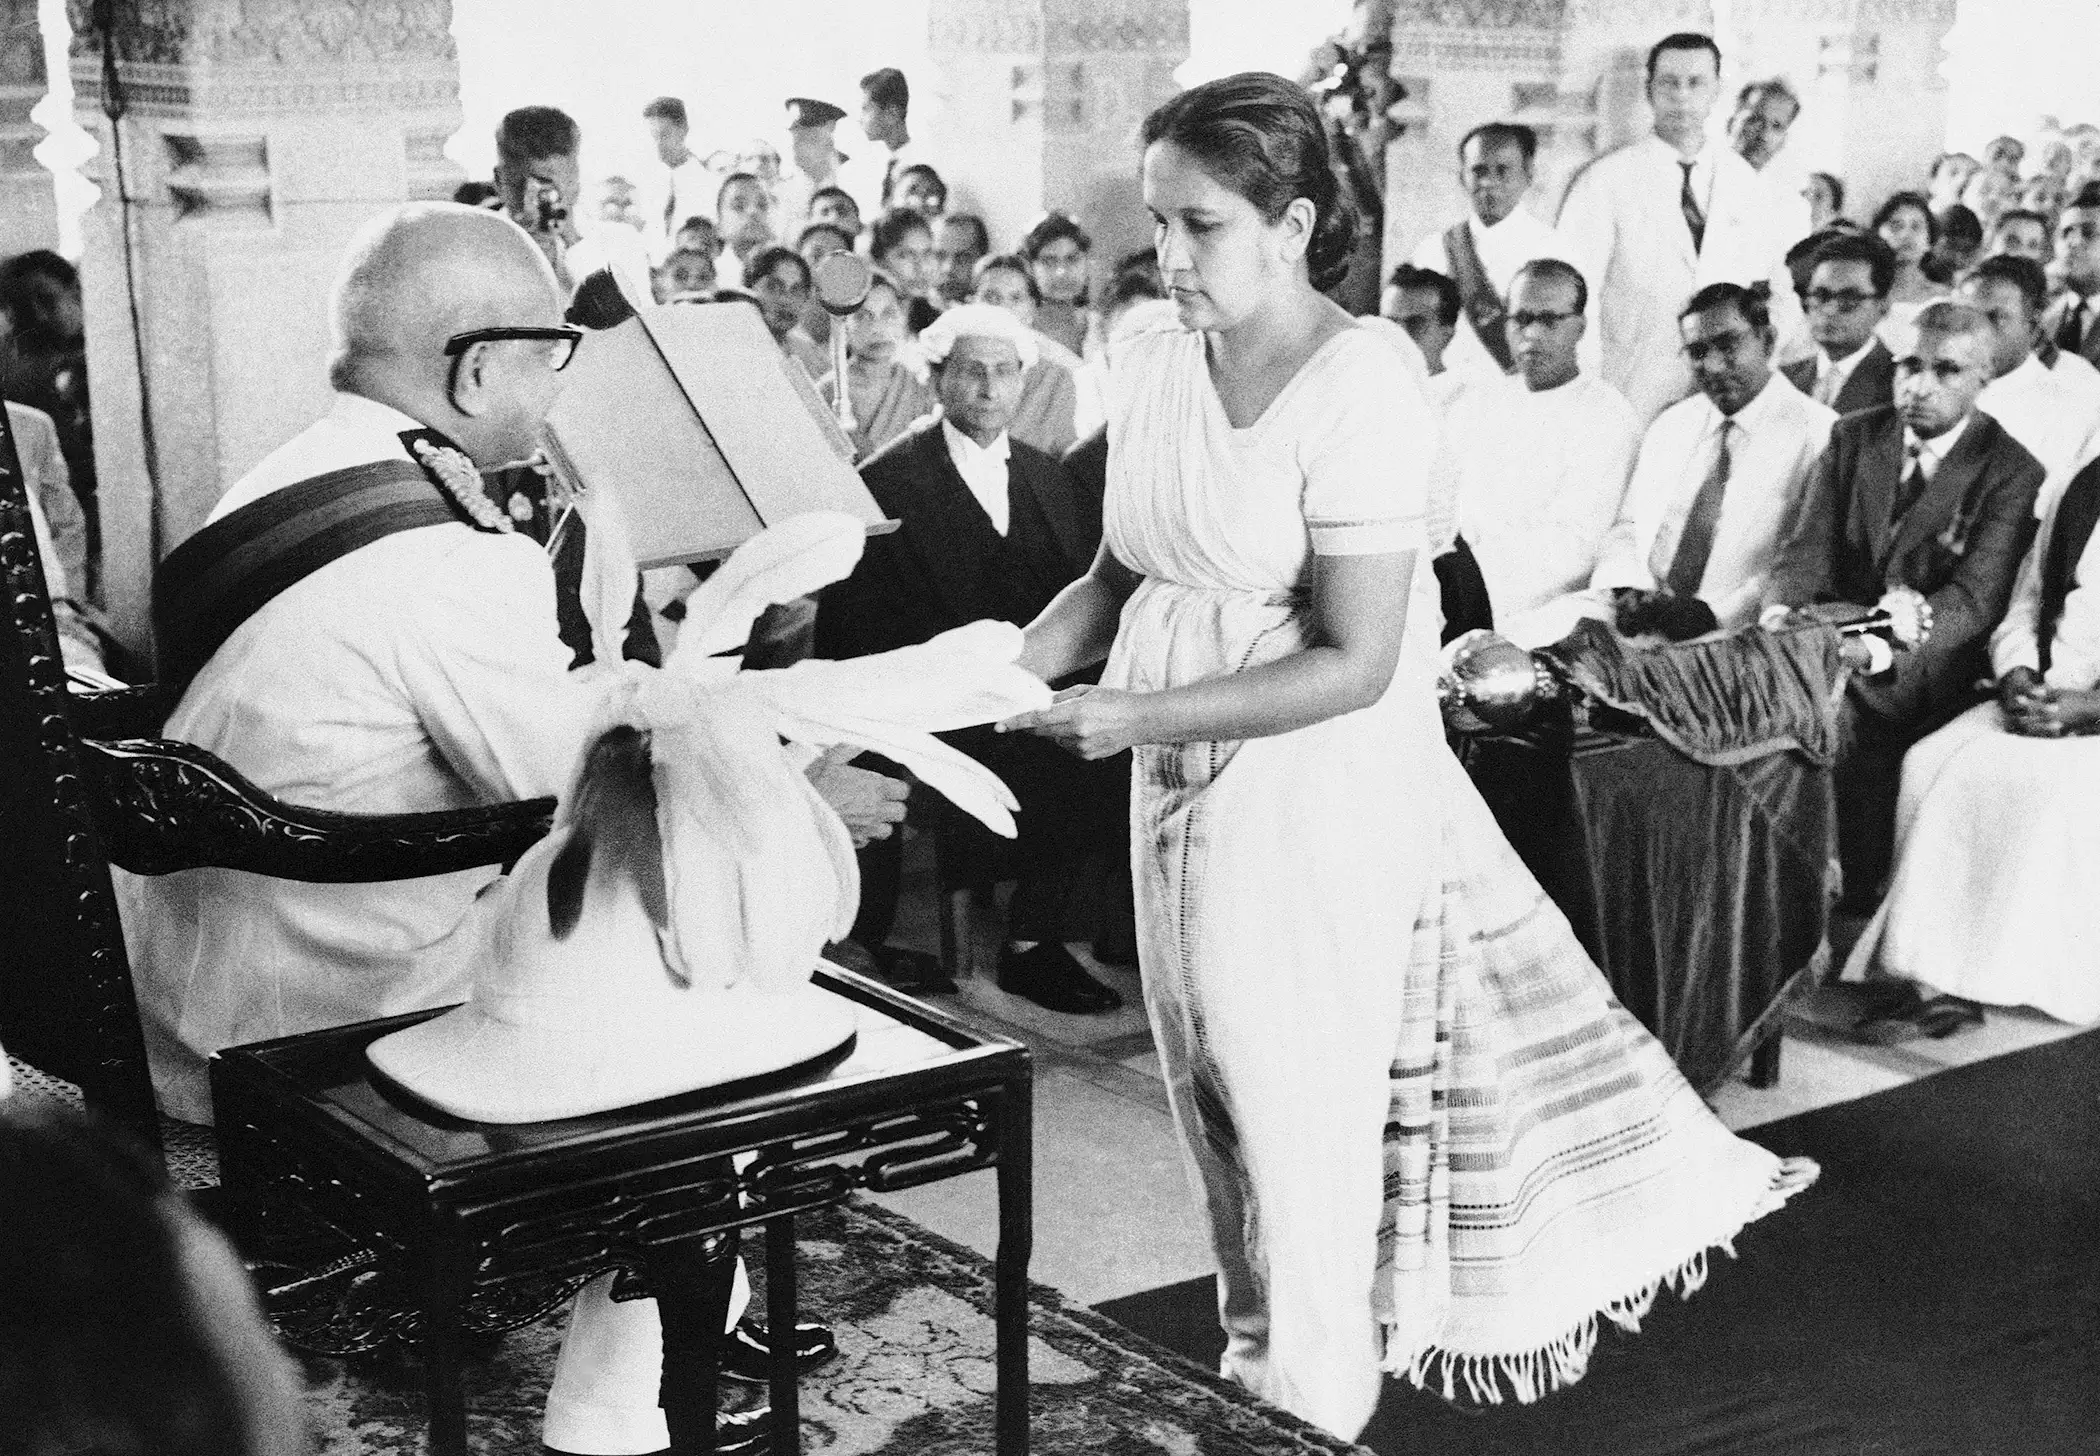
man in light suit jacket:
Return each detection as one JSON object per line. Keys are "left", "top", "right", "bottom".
{"left": 815, "top": 306, "right": 1125, "bottom": 1015}
{"left": 1765, "top": 302, "right": 2044, "bottom": 909}
{"left": 1556, "top": 32, "right": 1797, "bottom": 423}
{"left": 1779, "top": 232, "right": 1898, "bottom": 415}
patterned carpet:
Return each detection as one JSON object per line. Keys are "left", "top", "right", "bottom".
{"left": 303, "top": 1198, "right": 1368, "bottom": 1455}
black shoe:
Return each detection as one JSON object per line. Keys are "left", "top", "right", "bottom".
{"left": 545, "top": 1403, "right": 771, "bottom": 1456}
{"left": 826, "top": 939, "right": 955, "bottom": 995}
{"left": 997, "top": 942, "right": 1123, "bottom": 1014}
{"left": 721, "top": 1315, "right": 838, "bottom": 1383}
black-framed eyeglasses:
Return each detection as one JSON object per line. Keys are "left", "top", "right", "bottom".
{"left": 443, "top": 326, "right": 584, "bottom": 372}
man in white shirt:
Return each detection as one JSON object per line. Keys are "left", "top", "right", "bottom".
{"left": 1435, "top": 259, "right": 1641, "bottom": 645}
{"left": 1557, "top": 32, "right": 1796, "bottom": 423}
{"left": 1960, "top": 253, "right": 2100, "bottom": 506}
{"left": 1778, "top": 232, "right": 1898, "bottom": 415}
{"left": 119, "top": 202, "right": 896, "bottom": 1454}
{"left": 1408, "top": 123, "right": 1588, "bottom": 383}
{"left": 847, "top": 67, "right": 922, "bottom": 219}
{"left": 1726, "top": 79, "right": 1799, "bottom": 175}
{"left": 2044, "top": 185, "right": 2100, "bottom": 376}
{"left": 1585, "top": 281, "right": 1836, "bottom": 640}
{"left": 641, "top": 96, "right": 714, "bottom": 246}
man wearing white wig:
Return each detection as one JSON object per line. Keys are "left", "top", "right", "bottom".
{"left": 117, "top": 201, "right": 919, "bottom": 1453}
{"left": 818, "top": 303, "right": 1128, "bottom": 1014}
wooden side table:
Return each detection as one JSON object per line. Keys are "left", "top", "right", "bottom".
{"left": 211, "top": 965, "right": 1033, "bottom": 1455}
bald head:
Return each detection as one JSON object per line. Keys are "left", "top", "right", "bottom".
{"left": 327, "top": 202, "right": 562, "bottom": 393}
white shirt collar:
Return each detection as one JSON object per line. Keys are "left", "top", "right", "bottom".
{"left": 1698, "top": 370, "right": 1787, "bottom": 436}
{"left": 1904, "top": 414, "right": 1971, "bottom": 475}
{"left": 942, "top": 419, "right": 1012, "bottom": 535}
{"left": 1819, "top": 336, "right": 1878, "bottom": 377}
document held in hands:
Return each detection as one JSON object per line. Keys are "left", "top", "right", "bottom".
{"left": 540, "top": 297, "right": 895, "bottom": 568}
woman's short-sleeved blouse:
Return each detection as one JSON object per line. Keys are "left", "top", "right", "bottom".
{"left": 1103, "top": 323, "right": 1435, "bottom": 596}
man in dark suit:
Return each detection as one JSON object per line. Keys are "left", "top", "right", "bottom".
{"left": 2043, "top": 183, "right": 2100, "bottom": 370}
{"left": 817, "top": 305, "right": 1126, "bottom": 1013}
{"left": 1765, "top": 300, "right": 2044, "bottom": 911}
{"left": 1780, "top": 232, "right": 1897, "bottom": 415}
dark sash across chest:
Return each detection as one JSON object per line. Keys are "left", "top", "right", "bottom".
{"left": 153, "top": 459, "right": 460, "bottom": 691}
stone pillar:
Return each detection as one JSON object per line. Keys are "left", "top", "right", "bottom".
{"left": 1731, "top": 0, "right": 1956, "bottom": 221}
{"left": 68, "top": 0, "right": 465, "bottom": 658}
{"left": 0, "top": 0, "right": 59, "bottom": 258}
{"left": 926, "top": 0, "right": 1189, "bottom": 287}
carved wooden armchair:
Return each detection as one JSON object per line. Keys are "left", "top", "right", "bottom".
{"left": 0, "top": 401, "right": 554, "bottom": 1166}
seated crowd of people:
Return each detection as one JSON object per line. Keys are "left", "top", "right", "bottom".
{"left": 1387, "top": 36, "right": 2100, "bottom": 1046}
{"left": 1, "top": 30, "right": 2096, "bottom": 1456}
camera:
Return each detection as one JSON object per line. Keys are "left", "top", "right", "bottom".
{"left": 526, "top": 176, "right": 569, "bottom": 233}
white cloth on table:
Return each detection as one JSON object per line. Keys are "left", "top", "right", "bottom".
{"left": 1406, "top": 206, "right": 1597, "bottom": 383}
{"left": 1587, "top": 370, "right": 1836, "bottom": 628}
{"left": 1979, "top": 352, "right": 2100, "bottom": 512}
{"left": 1438, "top": 370, "right": 1640, "bottom": 644}
{"left": 1555, "top": 136, "right": 1795, "bottom": 423}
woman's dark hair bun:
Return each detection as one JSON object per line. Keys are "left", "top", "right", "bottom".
{"left": 1141, "top": 71, "right": 1358, "bottom": 293}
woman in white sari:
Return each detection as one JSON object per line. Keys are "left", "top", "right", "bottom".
{"left": 1003, "top": 73, "right": 1815, "bottom": 1440}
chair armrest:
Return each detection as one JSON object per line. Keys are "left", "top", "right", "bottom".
{"left": 80, "top": 736, "right": 556, "bottom": 882}
{"left": 65, "top": 683, "right": 174, "bottom": 740}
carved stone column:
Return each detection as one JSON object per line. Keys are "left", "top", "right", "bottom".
{"left": 1730, "top": 0, "right": 1957, "bottom": 223}
{"left": 926, "top": 0, "right": 1189, "bottom": 285}
{"left": 0, "top": 0, "right": 58, "bottom": 258}
{"left": 68, "top": 0, "right": 465, "bottom": 657}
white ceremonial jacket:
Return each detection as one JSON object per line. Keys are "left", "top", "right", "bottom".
{"left": 1407, "top": 206, "right": 1597, "bottom": 384}
{"left": 1440, "top": 370, "right": 1640, "bottom": 640}
{"left": 115, "top": 394, "right": 598, "bottom": 1121}
{"left": 1590, "top": 371, "right": 1837, "bottom": 630}
{"left": 1556, "top": 136, "right": 1795, "bottom": 425}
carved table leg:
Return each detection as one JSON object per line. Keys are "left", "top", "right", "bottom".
{"left": 420, "top": 1237, "right": 471, "bottom": 1456}
{"left": 766, "top": 1214, "right": 799, "bottom": 1454}
{"left": 995, "top": 1077, "right": 1034, "bottom": 1456}
{"left": 655, "top": 1230, "right": 739, "bottom": 1456}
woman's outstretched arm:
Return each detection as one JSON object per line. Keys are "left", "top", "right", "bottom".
{"left": 1017, "top": 538, "right": 1146, "bottom": 684}
{"left": 1002, "top": 548, "right": 1414, "bottom": 758}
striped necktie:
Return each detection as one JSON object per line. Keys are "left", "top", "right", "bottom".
{"left": 1660, "top": 418, "right": 1732, "bottom": 596}
{"left": 1679, "top": 161, "right": 1706, "bottom": 254}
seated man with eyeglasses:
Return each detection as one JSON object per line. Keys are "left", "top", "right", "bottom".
{"left": 1779, "top": 231, "right": 1898, "bottom": 415}
{"left": 1581, "top": 281, "right": 1836, "bottom": 642}
{"left": 1430, "top": 257, "right": 1641, "bottom": 646}
{"left": 125, "top": 201, "right": 892, "bottom": 1455}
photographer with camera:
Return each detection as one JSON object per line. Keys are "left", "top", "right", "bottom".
{"left": 494, "top": 106, "right": 585, "bottom": 294}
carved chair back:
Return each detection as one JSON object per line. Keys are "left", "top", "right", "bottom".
{"left": 0, "top": 406, "right": 555, "bottom": 1154}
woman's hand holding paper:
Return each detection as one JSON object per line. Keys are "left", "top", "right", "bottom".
{"left": 999, "top": 684, "right": 1149, "bottom": 760}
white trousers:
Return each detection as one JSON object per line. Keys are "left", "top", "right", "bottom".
{"left": 541, "top": 1259, "right": 751, "bottom": 1455}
